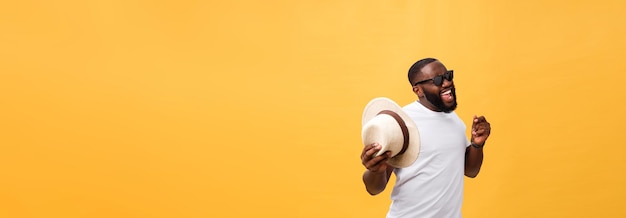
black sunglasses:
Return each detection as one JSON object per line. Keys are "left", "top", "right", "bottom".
{"left": 413, "top": 70, "right": 454, "bottom": 86}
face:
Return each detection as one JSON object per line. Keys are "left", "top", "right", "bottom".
{"left": 412, "top": 61, "right": 457, "bottom": 113}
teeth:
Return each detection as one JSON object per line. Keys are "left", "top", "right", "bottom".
{"left": 441, "top": 90, "right": 451, "bottom": 95}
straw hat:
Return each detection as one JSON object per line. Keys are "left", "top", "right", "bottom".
{"left": 361, "top": 97, "right": 420, "bottom": 168}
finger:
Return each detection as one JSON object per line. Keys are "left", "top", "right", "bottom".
{"left": 361, "top": 143, "right": 376, "bottom": 158}
{"left": 474, "top": 128, "right": 486, "bottom": 136}
{"left": 365, "top": 153, "right": 385, "bottom": 169}
{"left": 474, "top": 115, "right": 486, "bottom": 123}
{"left": 370, "top": 150, "right": 389, "bottom": 161}
{"left": 474, "top": 117, "right": 488, "bottom": 131}
{"left": 472, "top": 115, "right": 484, "bottom": 130}
{"left": 476, "top": 122, "right": 490, "bottom": 133}
{"left": 362, "top": 143, "right": 379, "bottom": 156}
{"left": 364, "top": 143, "right": 382, "bottom": 159}
{"left": 370, "top": 154, "right": 387, "bottom": 165}
{"left": 482, "top": 126, "right": 491, "bottom": 136}
{"left": 361, "top": 147, "right": 369, "bottom": 159}
{"left": 472, "top": 122, "right": 483, "bottom": 132}
{"left": 374, "top": 160, "right": 389, "bottom": 172}
{"left": 366, "top": 151, "right": 391, "bottom": 170}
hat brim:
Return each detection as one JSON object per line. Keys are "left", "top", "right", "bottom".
{"left": 362, "top": 97, "right": 420, "bottom": 168}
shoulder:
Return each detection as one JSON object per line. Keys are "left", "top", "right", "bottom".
{"left": 401, "top": 101, "right": 419, "bottom": 112}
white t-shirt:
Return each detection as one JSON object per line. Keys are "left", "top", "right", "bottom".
{"left": 386, "top": 101, "right": 470, "bottom": 218}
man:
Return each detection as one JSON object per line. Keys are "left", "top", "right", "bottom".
{"left": 360, "top": 58, "right": 491, "bottom": 217}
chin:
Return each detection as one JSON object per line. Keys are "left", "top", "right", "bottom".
{"left": 442, "top": 103, "right": 457, "bottom": 113}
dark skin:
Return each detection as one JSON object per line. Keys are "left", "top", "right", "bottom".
{"left": 361, "top": 61, "right": 491, "bottom": 195}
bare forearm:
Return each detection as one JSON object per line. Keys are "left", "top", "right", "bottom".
{"left": 464, "top": 145, "right": 484, "bottom": 178}
{"left": 362, "top": 169, "right": 390, "bottom": 195}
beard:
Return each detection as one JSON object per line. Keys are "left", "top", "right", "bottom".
{"left": 423, "top": 87, "right": 457, "bottom": 113}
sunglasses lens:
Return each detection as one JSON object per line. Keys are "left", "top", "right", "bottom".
{"left": 446, "top": 71, "right": 453, "bottom": 81}
{"left": 433, "top": 71, "right": 453, "bottom": 86}
{"left": 433, "top": 76, "right": 443, "bottom": 86}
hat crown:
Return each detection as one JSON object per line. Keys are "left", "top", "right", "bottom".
{"left": 362, "top": 113, "right": 407, "bottom": 157}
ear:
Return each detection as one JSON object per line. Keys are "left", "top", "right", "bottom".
{"left": 412, "top": 85, "right": 423, "bottom": 97}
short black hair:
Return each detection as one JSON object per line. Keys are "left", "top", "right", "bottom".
{"left": 408, "top": 58, "right": 438, "bottom": 85}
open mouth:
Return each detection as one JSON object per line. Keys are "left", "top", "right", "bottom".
{"left": 440, "top": 89, "right": 453, "bottom": 101}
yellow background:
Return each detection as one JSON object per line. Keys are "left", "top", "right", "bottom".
{"left": 1, "top": 0, "right": 625, "bottom": 217}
